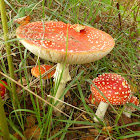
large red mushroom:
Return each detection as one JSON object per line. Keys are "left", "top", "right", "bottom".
{"left": 90, "top": 73, "right": 132, "bottom": 122}
{"left": 16, "top": 21, "right": 115, "bottom": 112}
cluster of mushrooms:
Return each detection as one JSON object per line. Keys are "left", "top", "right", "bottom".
{"left": 16, "top": 20, "right": 139, "bottom": 122}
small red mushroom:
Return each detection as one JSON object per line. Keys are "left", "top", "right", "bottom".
{"left": 90, "top": 73, "right": 131, "bottom": 122}
{"left": 123, "top": 96, "right": 139, "bottom": 118}
{"left": 31, "top": 64, "right": 55, "bottom": 80}
{"left": 0, "top": 80, "right": 7, "bottom": 100}
{"left": 31, "top": 64, "right": 55, "bottom": 79}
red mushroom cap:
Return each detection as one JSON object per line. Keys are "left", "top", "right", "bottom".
{"left": 127, "top": 96, "right": 139, "bottom": 111}
{"left": 16, "top": 21, "right": 115, "bottom": 64}
{"left": 90, "top": 73, "right": 131, "bottom": 105}
{"left": 0, "top": 80, "right": 7, "bottom": 100}
{"left": 31, "top": 64, "right": 55, "bottom": 79}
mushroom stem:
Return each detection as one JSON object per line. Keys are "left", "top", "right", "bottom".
{"left": 53, "top": 63, "right": 71, "bottom": 112}
{"left": 94, "top": 101, "right": 109, "bottom": 122}
{"left": 123, "top": 106, "right": 132, "bottom": 118}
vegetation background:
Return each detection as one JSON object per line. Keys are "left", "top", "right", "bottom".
{"left": 0, "top": 0, "right": 139, "bottom": 139}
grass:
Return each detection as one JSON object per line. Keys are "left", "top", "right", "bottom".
{"left": 0, "top": 0, "right": 140, "bottom": 139}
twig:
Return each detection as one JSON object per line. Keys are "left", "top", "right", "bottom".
{"left": 68, "top": 125, "right": 95, "bottom": 130}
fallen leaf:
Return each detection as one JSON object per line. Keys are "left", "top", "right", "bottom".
{"left": 70, "top": 24, "right": 86, "bottom": 32}
{"left": 86, "top": 136, "right": 94, "bottom": 140}
{"left": 24, "top": 125, "right": 40, "bottom": 139}
{"left": 128, "top": 138, "right": 135, "bottom": 140}
{"left": 118, "top": 114, "right": 132, "bottom": 125}
{"left": 88, "top": 129, "right": 99, "bottom": 136}
{"left": 72, "top": 98, "right": 78, "bottom": 107}
{"left": 98, "top": 136, "right": 106, "bottom": 140}
{"left": 81, "top": 135, "right": 94, "bottom": 140}
{"left": 118, "top": 114, "right": 135, "bottom": 130}
{"left": 14, "top": 16, "right": 30, "bottom": 25}
{"left": 13, "top": 132, "right": 22, "bottom": 140}
{"left": 102, "top": 126, "right": 113, "bottom": 136}
{"left": 66, "top": 132, "right": 78, "bottom": 140}
{"left": 25, "top": 115, "right": 35, "bottom": 128}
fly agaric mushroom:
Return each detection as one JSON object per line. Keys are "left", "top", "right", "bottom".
{"left": 16, "top": 21, "right": 115, "bottom": 112}
{"left": 123, "top": 96, "right": 139, "bottom": 118}
{"left": 90, "top": 73, "right": 132, "bottom": 122}
{"left": 31, "top": 64, "right": 55, "bottom": 85}
{"left": 0, "top": 80, "right": 7, "bottom": 100}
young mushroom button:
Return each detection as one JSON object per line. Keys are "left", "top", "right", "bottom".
{"left": 31, "top": 64, "right": 55, "bottom": 85}
{"left": 90, "top": 73, "right": 131, "bottom": 122}
{"left": 16, "top": 21, "right": 115, "bottom": 112}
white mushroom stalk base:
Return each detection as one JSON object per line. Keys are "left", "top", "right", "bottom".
{"left": 123, "top": 105, "right": 134, "bottom": 118}
{"left": 53, "top": 63, "right": 71, "bottom": 113}
{"left": 94, "top": 101, "right": 109, "bottom": 122}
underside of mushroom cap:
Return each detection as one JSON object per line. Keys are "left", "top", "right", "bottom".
{"left": 16, "top": 21, "right": 115, "bottom": 64}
